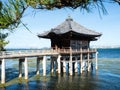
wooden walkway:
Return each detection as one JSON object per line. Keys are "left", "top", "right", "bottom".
{"left": 0, "top": 49, "right": 59, "bottom": 59}
{"left": 0, "top": 48, "right": 98, "bottom": 85}
{"left": 0, "top": 49, "right": 96, "bottom": 59}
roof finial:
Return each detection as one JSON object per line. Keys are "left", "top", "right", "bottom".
{"left": 68, "top": 14, "right": 71, "bottom": 18}
{"left": 66, "top": 15, "right": 73, "bottom": 21}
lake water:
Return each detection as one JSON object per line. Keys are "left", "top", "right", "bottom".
{"left": 0, "top": 48, "right": 120, "bottom": 90}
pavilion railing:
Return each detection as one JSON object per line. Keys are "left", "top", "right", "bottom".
{"left": 54, "top": 47, "right": 97, "bottom": 54}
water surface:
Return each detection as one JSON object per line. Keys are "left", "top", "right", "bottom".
{"left": 0, "top": 48, "right": 120, "bottom": 90}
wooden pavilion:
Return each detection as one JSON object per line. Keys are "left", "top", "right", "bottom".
{"left": 38, "top": 17, "right": 102, "bottom": 75}
{"left": 38, "top": 17, "right": 101, "bottom": 50}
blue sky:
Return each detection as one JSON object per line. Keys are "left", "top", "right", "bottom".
{"left": 5, "top": 2, "right": 120, "bottom": 49}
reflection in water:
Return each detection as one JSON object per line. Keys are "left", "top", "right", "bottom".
{"left": 24, "top": 83, "right": 29, "bottom": 90}
{"left": 1, "top": 69, "right": 120, "bottom": 90}
{"left": 1, "top": 87, "right": 5, "bottom": 90}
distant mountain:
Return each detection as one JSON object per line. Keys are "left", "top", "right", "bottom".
{"left": 91, "top": 45, "right": 120, "bottom": 49}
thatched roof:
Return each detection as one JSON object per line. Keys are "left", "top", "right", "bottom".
{"left": 38, "top": 17, "right": 102, "bottom": 40}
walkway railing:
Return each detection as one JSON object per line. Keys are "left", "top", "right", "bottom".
{"left": 0, "top": 49, "right": 58, "bottom": 59}
{"left": 0, "top": 48, "right": 97, "bottom": 59}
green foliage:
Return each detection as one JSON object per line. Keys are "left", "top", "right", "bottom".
{"left": 26, "top": 0, "right": 96, "bottom": 9}
{"left": 25, "top": 0, "right": 107, "bottom": 13}
{"left": 0, "top": 0, "right": 28, "bottom": 30}
{"left": 0, "top": 31, "right": 9, "bottom": 51}
{"left": 0, "top": 0, "right": 28, "bottom": 50}
{"left": 0, "top": 0, "right": 120, "bottom": 30}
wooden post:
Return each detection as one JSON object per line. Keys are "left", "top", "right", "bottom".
{"left": 19, "top": 59, "right": 23, "bottom": 78}
{"left": 43, "top": 56, "right": 46, "bottom": 76}
{"left": 87, "top": 48, "right": 90, "bottom": 71}
{"left": 1, "top": 59, "right": 5, "bottom": 84}
{"left": 75, "top": 61, "right": 78, "bottom": 73}
{"left": 80, "top": 48, "right": 83, "bottom": 74}
{"left": 63, "top": 60, "right": 66, "bottom": 73}
{"left": 36, "top": 57, "right": 41, "bottom": 75}
{"left": 55, "top": 60, "right": 58, "bottom": 72}
{"left": 24, "top": 57, "right": 28, "bottom": 80}
{"left": 69, "top": 47, "right": 73, "bottom": 75}
{"left": 57, "top": 55, "right": 61, "bottom": 74}
{"left": 95, "top": 51, "right": 98, "bottom": 70}
{"left": 50, "top": 57, "right": 54, "bottom": 73}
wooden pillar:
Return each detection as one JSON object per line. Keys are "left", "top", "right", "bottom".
{"left": 66, "top": 63, "right": 69, "bottom": 75}
{"left": 63, "top": 60, "right": 66, "bottom": 73}
{"left": 43, "top": 56, "right": 46, "bottom": 76}
{"left": 80, "top": 48, "right": 83, "bottom": 73}
{"left": 36, "top": 57, "right": 41, "bottom": 75}
{"left": 57, "top": 55, "right": 61, "bottom": 74}
{"left": 91, "top": 61, "right": 93, "bottom": 71}
{"left": 24, "top": 57, "right": 28, "bottom": 80}
{"left": 51, "top": 58, "right": 54, "bottom": 73}
{"left": 19, "top": 59, "right": 23, "bottom": 78}
{"left": 55, "top": 60, "right": 58, "bottom": 72}
{"left": 69, "top": 47, "right": 73, "bottom": 75}
{"left": 95, "top": 51, "right": 98, "bottom": 70}
{"left": 87, "top": 48, "right": 90, "bottom": 71}
{"left": 1, "top": 59, "right": 5, "bottom": 84}
{"left": 75, "top": 61, "right": 78, "bottom": 73}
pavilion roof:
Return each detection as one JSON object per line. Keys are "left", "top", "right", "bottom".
{"left": 38, "top": 17, "right": 102, "bottom": 38}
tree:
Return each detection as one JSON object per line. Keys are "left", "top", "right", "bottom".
{"left": 0, "top": 0, "right": 27, "bottom": 30}
{"left": 0, "top": 31, "right": 9, "bottom": 51}
{"left": 1, "top": 0, "right": 120, "bottom": 29}
{"left": 0, "top": 0, "right": 27, "bottom": 51}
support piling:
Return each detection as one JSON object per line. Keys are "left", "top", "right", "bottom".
{"left": 63, "top": 60, "right": 66, "bottom": 73}
{"left": 36, "top": 57, "right": 41, "bottom": 75}
{"left": 57, "top": 55, "right": 61, "bottom": 74}
{"left": 80, "top": 48, "right": 83, "bottom": 74}
{"left": 1, "top": 59, "right": 5, "bottom": 84}
{"left": 75, "top": 61, "right": 78, "bottom": 73}
{"left": 95, "top": 51, "right": 98, "bottom": 70}
{"left": 43, "top": 56, "right": 46, "bottom": 76}
{"left": 19, "top": 59, "right": 23, "bottom": 78}
{"left": 69, "top": 47, "right": 73, "bottom": 75}
{"left": 24, "top": 57, "right": 28, "bottom": 80}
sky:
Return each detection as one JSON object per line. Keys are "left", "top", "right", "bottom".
{"left": 5, "top": 2, "right": 120, "bottom": 49}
